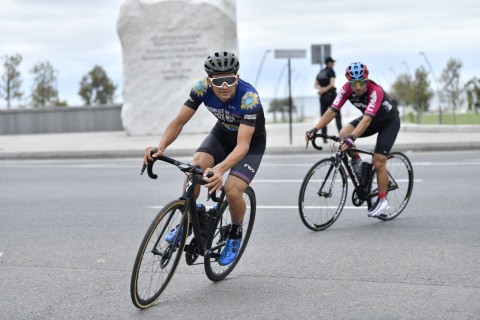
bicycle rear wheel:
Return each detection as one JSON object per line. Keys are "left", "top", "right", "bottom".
{"left": 130, "top": 200, "right": 188, "bottom": 309}
{"left": 368, "top": 152, "right": 414, "bottom": 220}
{"left": 204, "top": 186, "right": 256, "bottom": 281}
{"left": 298, "top": 158, "right": 348, "bottom": 231}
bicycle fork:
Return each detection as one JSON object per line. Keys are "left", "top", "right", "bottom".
{"left": 317, "top": 159, "right": 341, "bottom": 198}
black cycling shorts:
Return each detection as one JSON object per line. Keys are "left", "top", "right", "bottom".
{"left": 350, "top": 115, "right": 400, "bottom": 156}
{"left": 196, "top": 122, "right": 266, "bottom": 184}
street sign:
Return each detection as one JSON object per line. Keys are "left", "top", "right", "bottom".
{"left": 311, "top": 44, "right": 331, "bottom": 65}
{"left": 274, "top": 49, "right": 307, "bottom": 59}
{"left": 273, "top": 48, "right": 306, "bottom": 145}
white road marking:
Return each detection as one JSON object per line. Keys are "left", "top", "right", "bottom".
{"left": 257, "top": 205, "right": 365, "bottom": 210}
{"left": 253, "top": 179, "right": 422, "bottom": 183}
{"left": 151, "top": 205, "right": 368, "bottom": 210}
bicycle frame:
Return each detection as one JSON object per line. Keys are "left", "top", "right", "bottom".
{"left": 310, "top": 134, "right": 398, "bottom": 209}
{"left": 179, "top": 173, "right": 226, "bottom": 257}
{"left": 142, "top": 152, "right": 226, "bottom": 258}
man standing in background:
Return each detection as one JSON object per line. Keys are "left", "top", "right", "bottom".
{"left": 314, "top": 57, "right": 342, "bottom": 143}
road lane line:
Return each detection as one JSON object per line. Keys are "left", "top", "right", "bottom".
{"left": 251, "top": 179, "right": 423, "bottom": 182}
{"left": 151, "top": 205, "right": 367, "bottom": 210}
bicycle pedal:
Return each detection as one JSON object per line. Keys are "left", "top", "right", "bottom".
{"left": 208, "top": 252, "right": 220, "bottom": 259}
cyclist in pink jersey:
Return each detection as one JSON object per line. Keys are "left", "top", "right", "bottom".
{"left": 306, "top": 62, "right": 400, "bottom": 217}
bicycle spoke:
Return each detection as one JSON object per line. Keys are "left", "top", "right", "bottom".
{"left": 299, "top": 159, "right": 347, "bottom": 231}
{"left": 371, "top": 152, "right": 414, "bottom": 221}
{"left": 204, "top": 187, "right": 256, "bottom": 281}
{"left": 130, "top": 201, "right": 187, "bottom": 308}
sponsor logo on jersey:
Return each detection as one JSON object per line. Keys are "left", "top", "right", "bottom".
{"left": 366, "top": 91, "right": 377, "bottom": 113}
{"left": 241, "top": 92, "right": 259, "bottom": 110}
{"left": 192, "top": 79, "right": 208, "bottom": 97}
{"left": 244, "top": 163, "right": 255, "bottom": 173}
{"left": 382, "top": 100, "right": 393, "bottom": 111}
{"left": 333, "top": 86, "right": 346, "bottom": 106}
{"left": 353, "top": 102, "right": 367, "bottom": 110}
{"left": 222, "top": 123, "right": 239, "bottom": 131}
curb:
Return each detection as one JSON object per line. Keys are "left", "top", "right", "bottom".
{"left": 1, "top": 142, "right": 480, "bottom": 160}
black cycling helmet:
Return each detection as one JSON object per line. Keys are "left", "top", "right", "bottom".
{"left": 204, "top": 51, "right": 240, "bottom": 76}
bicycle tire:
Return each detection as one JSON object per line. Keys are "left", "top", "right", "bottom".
{"left": 298, "top": 158, "right": 348, "bottom": 231}
{"left": 368, "top": 152, "right": 414, "bottom": 221}
{"left": 204, "top": 186, "right": 256, "bottom": 281}
{"left": 130, "top": 199, "right": 189, "bottom": 309}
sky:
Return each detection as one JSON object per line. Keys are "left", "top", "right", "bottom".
{"left": 1, "top": 0, "right": 479, "bottom": 107}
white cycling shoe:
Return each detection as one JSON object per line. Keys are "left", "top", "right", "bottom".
{"left": 368, "top": 198, "right": 388, "bottom": 217}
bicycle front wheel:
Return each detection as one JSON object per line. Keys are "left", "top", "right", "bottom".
{"left": 130, "top": 199, "right": 189, "bottom": 309}
{"left": 204, "top": 186, "right": 256, "bottom": 281}
{"left": 368, "top": 152, "right": 414, "bottom": 221}
{"left": 298, "top": 158, "right": 348, "bottom": 231}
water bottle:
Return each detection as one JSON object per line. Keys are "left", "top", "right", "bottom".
{"left": 350, "top": 158, "right": 365, "bottom": 185}
{"left": 207, "top": 204, "right": 217, "bottom": 215}
{"left": 361, "top": 162, "right": 373, "bottom": 187}
{"left": 197, "top": 203, "right": 206, "bottom": 212}
{"left": 202, "top": 204, "right": 217, "bottom": 239}
{"left": 197, "top": 203, "right": 207, "bottom": 225}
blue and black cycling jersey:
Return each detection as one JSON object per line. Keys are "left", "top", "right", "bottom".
{"left": 184, "top": 78, "right": 266, "bottom": 136}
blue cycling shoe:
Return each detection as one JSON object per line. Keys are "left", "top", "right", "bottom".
{"left": 218, "top": 238, "right": 242, "bottom": 266}
{"left": 165, "top": 225, "right": 191, "bottom": 245}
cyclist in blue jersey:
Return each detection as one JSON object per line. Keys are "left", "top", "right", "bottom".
{"left": 143, "top": 51, "right": 266, "bottom": 265}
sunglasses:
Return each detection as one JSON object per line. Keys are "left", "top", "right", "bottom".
{"left": 349, "top": 79, "right": 367, "bottom": 88}
{"left": 209, "top": 76, "right": 238, "bottom": 88}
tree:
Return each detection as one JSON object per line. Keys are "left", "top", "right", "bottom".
{"left": 412, "top": 67, "right": 433, "bottom": 123}
{"left": 439, "top": 58, "right": 463, "bottom": 123}
{"left": 391, "top": 72, "right": 414, "bottom": 107}
{"left": 0, "top": 54, "right": 24, "bottom": 109}
{"left": 78, "top": 65, "right": 117, "bottom": 106}
{"left": 30, "top": 61, "right": 59, "bottom": 108}
{"left": 464, "top": 77, "right": 480, "bottom": 113}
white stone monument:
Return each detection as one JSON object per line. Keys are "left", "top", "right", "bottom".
{"left": 117, "top": 0, "right": 239, "bottom": 135}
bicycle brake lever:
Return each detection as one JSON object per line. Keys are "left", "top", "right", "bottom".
{"left": 204, "top": 171, "right": 218, "bottom": 202}
{"left": 140, "top": 164, "right": 147, "bottom": 175}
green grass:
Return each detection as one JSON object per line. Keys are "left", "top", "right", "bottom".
{"left": 402, "top": 112, "right": 480, "bottom": 125}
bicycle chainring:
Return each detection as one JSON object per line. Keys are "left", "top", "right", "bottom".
{"left": 352, "top": 190, "right": 365, "bottom": 207}
{"left": 185, "top": 238, "right": 200, "bottom": 265}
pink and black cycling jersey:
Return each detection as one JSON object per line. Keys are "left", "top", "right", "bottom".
{"left": 331, "top": 80, "right": 398, "bottom": 124}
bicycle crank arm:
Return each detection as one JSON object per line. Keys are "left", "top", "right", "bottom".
{"left": 205, "top": 250, "right": 221, "bottom": 259}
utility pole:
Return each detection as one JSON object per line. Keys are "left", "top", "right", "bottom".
{"left": 420, "top": 51, "right": 442, "bottom": 124}
{"left": 254, "top": 49, "right": 270, "bottom": 87}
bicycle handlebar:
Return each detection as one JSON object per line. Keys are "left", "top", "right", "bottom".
{"left": 308, "top": 133, "right": 342, "bottom": 150}
{"left": 141, "top": 148, "right": 219, "bottom": 201}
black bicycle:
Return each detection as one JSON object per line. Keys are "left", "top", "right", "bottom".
{"left": 299, "top": 133, "right": 414, "bottom": 231}
{"left": 130, "top": 151, "right": 256, "bottom": 309}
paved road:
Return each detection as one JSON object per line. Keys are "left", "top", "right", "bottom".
{"left": 1, "top": 150, "right": 480, "bottom": 319}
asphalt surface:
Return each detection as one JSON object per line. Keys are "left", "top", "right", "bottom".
{"left": 1, "top": 151, "right": 480, "bottom": 319}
